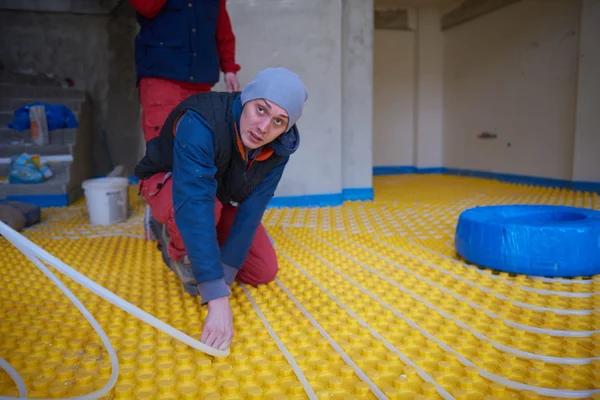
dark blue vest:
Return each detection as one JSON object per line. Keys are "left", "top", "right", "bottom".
{"left": 134, "top": 92, "right": 285, "bottom": 205}
{"left": 134, "top": 0, "right": 221, "bottom": 85}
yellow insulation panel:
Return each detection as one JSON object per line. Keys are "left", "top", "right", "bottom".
{"left": 0, "top": 175, "right": 598, "bottom": 399}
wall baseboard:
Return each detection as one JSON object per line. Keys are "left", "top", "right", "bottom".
{"left": 267, "top": 187, "right": 374, "bottom": 208}
{"left": 342, "top": 187, "right": 374, "bottom": 202}
{"left": 267, "top": 193, "right": 342, "bottom": 208}
{"left": 373, "top": 166, "right": 445, "bottom": 175}
{"left": 373, "top": 165, "right": 600, "bottom": 193}
{"left": 1, "top": 193, "right": 70, "bottom": 207}
{"left": 446, "top": 168, "right": 600, "bottom": 192}
{"left": 11, "top": 169, "right": 596, "bottom": 209}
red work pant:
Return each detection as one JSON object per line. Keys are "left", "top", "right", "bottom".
{"left": 139, "top": 172, "right": 278, "bottom": 286}
{"left": 139, "top": 77, "right": 211, "bottom": 143}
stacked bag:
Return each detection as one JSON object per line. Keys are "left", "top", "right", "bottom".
{"left": 8, "top": 153, "right": 53, "bottom": 184}
{"left": 0, "top": 201, "right": 41, "bottom": 233}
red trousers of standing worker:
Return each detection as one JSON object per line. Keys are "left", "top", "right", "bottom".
{"left": 139, "top": 172, "right": 278, "bottom": 286}
{"left": 139, "top": 77, "right": 212, "bottom": 143}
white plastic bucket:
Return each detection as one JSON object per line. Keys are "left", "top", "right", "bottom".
{"left": 82, "top": 177, "right": 129, "bottom": 225}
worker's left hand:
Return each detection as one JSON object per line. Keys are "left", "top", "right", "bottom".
{"left": 224, "top": 72, "right": 240, "bottom": 92}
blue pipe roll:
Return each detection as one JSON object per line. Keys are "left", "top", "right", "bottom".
{"left": 454, "top": 205, "right": 600, "bottom": 277}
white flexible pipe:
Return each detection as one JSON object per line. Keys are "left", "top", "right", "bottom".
{"left": 0, "top": 246, "right": 118, "bottom": 400}
{"left": 274, "top": 278, "right": 388, "bottom": 399}
{"left": 275, "top": 245, "right": 455, "bottom": 400}
{"left": 281, "top": 227, "right": 600, "bottom": 398}
{"left": 0, "top": 220, "right": 228, "bottom": 399}
{"left": 241, "top": 283, "right": 318, "bottom": 400}
{"left": 313, "top": 231, "right": 598, "bottom": 364}
{"left": 0, "top": 359, "right": 26, "bottom": 399}
{"left": 344, "top": 234, "right": 599, "bottom": 336}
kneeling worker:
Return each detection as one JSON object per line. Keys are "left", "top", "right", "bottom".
{"left": 134, "top": 67, "right": 308, "bottom": 351}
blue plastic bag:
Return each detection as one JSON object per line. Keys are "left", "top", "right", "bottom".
{"left": 7, "top": 102, "right": 78, "bottom": 131}
{"left": 7, "top": 153, "right": 48, "bottom": 184}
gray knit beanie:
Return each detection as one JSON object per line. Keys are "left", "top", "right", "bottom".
{"left": 241, "top": 67, "right": 308, "bottom": 131}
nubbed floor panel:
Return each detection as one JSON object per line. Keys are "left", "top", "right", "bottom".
{"left": 1, "top": 175, "right": 598, "bottom": 399}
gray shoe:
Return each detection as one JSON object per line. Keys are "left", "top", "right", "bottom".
{"left": 149, "top": 217, "right": 170, "bottom": 269}
{"left": 170, "top": 255, "right": 199, "bottom": 296}
{"left": 149, "top": 217, "right": 198, "bottom": 296}
{"left": 144, "top": 205, "right": 157, "bottom": 241}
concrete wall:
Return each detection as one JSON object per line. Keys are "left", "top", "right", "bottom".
{"left": 0, "top": 0, "right": 121, "bottom": 14}
{"left": 0, "top": 5, "right": 142, "bottom": 177}
{"left": 443, "top": 0, "right": 581, "bottom": 180}
{"left": 212, "top": 0, "right": 343, "bottom": 198}
{"left": 373, "top": 29, "right": 415, "bottom": 167}
{"left": 2, "top": 0, "right": 377, "bottom": 201}
{"left": 105, "top": 6, "right": 146, "bottom": 176}
{"left": 341, "top": 0, "right": 374, "bottom": 192}
{"left": 373, "top": 0, "right": 598, "bottom": 185}
{"left": 572, "top": 0, "right": 600, "bottom": 183}
{"left": 373, "top": 6, "right": 444, "bottom": 170}
{"left": 414, "top": 7, "right": 444, "bottom": 168}
{"left": 215, "top": 0, "right": 375, "bottom": 199}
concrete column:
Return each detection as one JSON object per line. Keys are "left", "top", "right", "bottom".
{"left": 342, "top": 0, "right": 374, "bottom": 195}
{"left": 572, "top": 0, "right": 600, "bottom": 183}
{"left": 414, "top": 7, "right": 444, "bottom": 169}
{"left": 224, "top": 0, "right": 343, "bottom": 199}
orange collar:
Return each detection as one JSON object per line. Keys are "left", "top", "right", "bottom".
{"left": 234, "top": 122, "right": 274, "bottom": 162}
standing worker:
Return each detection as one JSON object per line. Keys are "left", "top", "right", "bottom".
{"left": 129, "top": 0, "right": 241, "bottom": 143}
{"left": 134, "top": 67, "right": 308, "bottom": 351}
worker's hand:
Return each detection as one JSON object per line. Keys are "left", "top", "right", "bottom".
{"left": 201, "top": 296, "right": 234, "bottom": 350}
{"left": 224, "top": 72, "right": 240, "bottom": 92}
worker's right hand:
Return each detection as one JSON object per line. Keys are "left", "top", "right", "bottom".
{"left": 201, "top": 296, "right": 234, "bottom": 350}
{"left": 224, "top": 72, "right": 240, "bottom": 92}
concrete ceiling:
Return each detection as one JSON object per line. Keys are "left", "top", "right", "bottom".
{"left": 375, "top": 0, "right": 465, "bottom": 13}
{"left": 0, "top": 0, "right": 123, "bottom": 14}
{"left": 375, "top": 0, "right": 522, "bottom": 30}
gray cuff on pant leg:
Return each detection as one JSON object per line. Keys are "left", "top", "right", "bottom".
{"left": 223, "top": 263, "right": 239, "bottom": 285}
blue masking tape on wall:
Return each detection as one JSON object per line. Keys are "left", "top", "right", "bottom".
{"left": 455, "top": 204, "right": 600, "bottom": 277}
{"left": 4, "top": 194, "right": 70, "bottom": 208}
{"left": 266, "top": 188, "right": 374, "bottom": 208}
{"left": 446, "top": 168, "right": 600, "bottom": 193}
{"left": 267, "top": 193, "right": 342, "bottom": 208}
{"left": 373, "top": 166, "right": 417, "bottom": 175}
{"left": 342, "top": 188, "right": 374, "bottom": 201}
{"left": 373, "top": 166, "right": 445, "bottom": 175}
{"left": 373, "top": 166, "right": 600, "bottom": 193}
{"left": 445, "top": 168, "right": 572, "bottom": 189}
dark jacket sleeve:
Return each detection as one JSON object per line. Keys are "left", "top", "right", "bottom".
{"left": 216, "top": 0, "right": 241, "bottom": 74}
{"left": 172, "top": 110, "right": 229, "bottom": 304}
{"left": 219, "top": 156, "right": 289, "bottom": 280}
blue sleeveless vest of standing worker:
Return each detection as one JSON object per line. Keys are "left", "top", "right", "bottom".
{"left": 134, "top": 0, "right": 221, "bottom": 85}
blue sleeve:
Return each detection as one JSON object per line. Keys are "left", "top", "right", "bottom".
{"left": 220, "top": 156, "right": 289, "bottom": 276}
{"left": 172, "top": 110, "right": 229, "bottom": 303}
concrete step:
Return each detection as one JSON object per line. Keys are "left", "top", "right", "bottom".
{"left": 0, "top": 127, "right": 77, "bottom": 146}
{"left": 0, "top": 98, "right": 82, "bottom": 113}
{"left": 0, "top": 161, "right": 75, "bottom": 206}
{"left": 0, "top": 81, "right": 93, "bottom": 207}
{"left": 0, "top": 172, "right": 69, "bottom": 196}
{"left": 0, "top": 160, "right": 82, "bottom": 207}
{"left": 0, "top": 143, "right": 73, "bottom": 158}
{"left": 0, "top": 70, "right": 63, "bottom": 87}
{"left": 0, "top": 112, "right": 13, "bottom": 125}
{"left": 1, "top": 110, "right": 81, "bottom": 127}
{"left": 0, "top": 83, "right": 84, "bottom": 100}
{"left": 0, "top": 160, "right": 70, "bottom": 177}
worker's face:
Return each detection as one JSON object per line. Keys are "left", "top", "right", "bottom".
{"left": 239, "top": 99, "right": 289, "bottom": 150}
